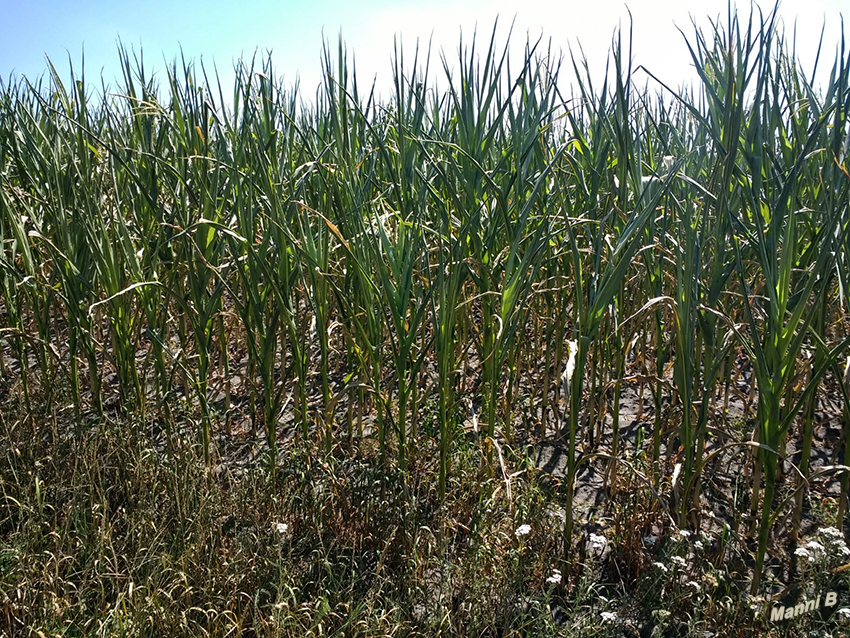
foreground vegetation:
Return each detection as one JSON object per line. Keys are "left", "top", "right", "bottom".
{"left": 2, "top": 3, "right": 850, "bottom": 635}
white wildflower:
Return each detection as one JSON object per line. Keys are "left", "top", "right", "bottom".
{"left": 806, "top": 540, "right": 825, "bottom": 553}
{"left": 694, "top": 540, "right": 704, "bottom": 551}
{"left": 589, "top": 533, "right": 607, "bottom": 550}
{"left": 273, "top": 522, "right": 289, "bottom": 534}
{"left": 818, "top": 527, "right": 850, "bottom": 557}
{"left": 671, "top": 556, "right": 687, "bottom": 568}
{"left": 652, "top": 609, "right": 671, "bottom": 622}
{"left": 827, "top": 537, "right": 850, "bottom": 554}
{"left": 546, "top": 569, "right": 562, "bottom": 584}
{"left": 795, "top": 546, "right": 815, "bottom": 562}
{"left": 652, "top": 561, "right": 668, "bottom": 573}
{"left": 600, "top": 611, "right": 618, "bottom": 623}
{"left": 679, "top": 530, "right": 691, "bottom": 538}
{"left": 515, "top": 524, "right": 531, "bottom": 537}
{"left": 686, "top": 580, "right": 701, "bottom": 591}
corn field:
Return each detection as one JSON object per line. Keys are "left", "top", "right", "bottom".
{"left": 2, "top": 6, "right": 850, "bottom": 602}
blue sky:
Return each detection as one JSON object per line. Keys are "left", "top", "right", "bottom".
{"left": 2, "top": 0, "right": 848, "bottom": 99}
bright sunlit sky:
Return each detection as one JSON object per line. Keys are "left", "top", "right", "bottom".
{"left": 1, "top": 0, "right": 848, "bottom": 101}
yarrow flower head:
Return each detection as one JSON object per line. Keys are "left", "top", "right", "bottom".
{"left": 652, "top": 609, "right": 671, "bottom": 623}
{"left": 671, "top": 556, "right": 687, "bottom": 568}
{"left": 600, "top": 611, "right": 618, "bottom": 623}
{"left": 806, "top": 540, "right": 825, "bottom": 553}
{"left": 589, "top": 533, "right": 607, "bottom": 551}
{"left": 546, "top": 569, "right": 562, "bottom": 584}
{"left": 685, "top": 580, "right": 701, "bottom": 591}
{"left": 515, "top": 524, "right": 531, "bottom": 537}
{"left": 795, "top": 546, "right": 815, "bottom": 562}
{"left": 273, "top": 522, "right": 289, "bottom": 535}
{"left": 817, "top": 527, "right": 850, "bottom": 558}
{"left": 652, "top": 561, "right": 668, "bottom": 573}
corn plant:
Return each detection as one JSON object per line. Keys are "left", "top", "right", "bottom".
{"left": 2, "top": 8, "right": 850, "bottom": 602}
